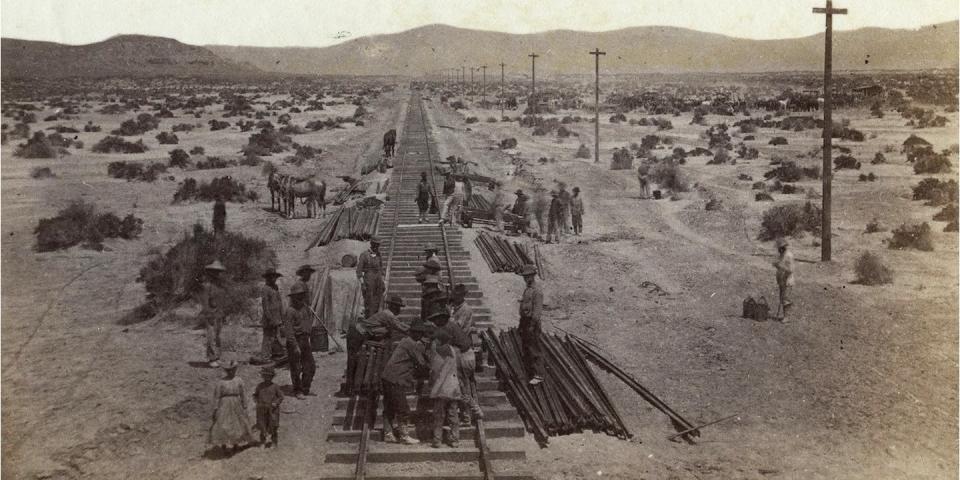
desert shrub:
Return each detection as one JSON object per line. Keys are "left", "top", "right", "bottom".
{"left": 575, "top": 144, "right": 591, "bottom": 159}
{"left": 755, "top": 192, "right": 774, "bottom": 201}
{"left": 239, "top": 153, "right": 262, "bottom": 166}
{"left": 189, "top": 146, "right": 205, "bottom": 155}
{"left": 34, "top": 200, "right": 143, "bottom": 251}
{"left": 841, "top": 128, "right": 865, "bottom": 142}
{"left": 486, "top": 117, "right": 498, "bottom": 123}
{"left": 30, "top": 166, "right": 55, "bottom": 179}
{"left": 912, "top": 178, "right": 958, "bottom": 206}
{"left": 557, "top": 125, "right": 572, "bottom": 138}
{"left": 48, "top": 125, "right": 79, "bottom": 133}
{"left": 888, "top": 223, "right": 934, "bottom": 251}
{"left": 865, "top": 218, "right": 885, "bottom": 233}
{"left": 499, "top": 138, "right": 518, "bottom": 149}
{"left": 738, "top": 173, "right": 753, "bottom": 181}
{"left": 854, "top": 251, "right": 894, "bottom": 285}
{"left": 609, "top": 113, "right": 627, "bottom": 124}
{"left": 14, "top": 132, "right": 57, "bottom": 158}
{"left": 736, "top": 144, "right": 758, "bottom": 160}
{"left": 209, "top": 119, "right": 231, "bottom": 131}
{"left": 242, "top": 128, "right": 292, "bottom": 156}
{"left": 353, "top": 106, "right": 367, "bottom": 118}
{"left": 83, "top": 122, "right": 102, "bottom": 133}
{"left": 913, "top": 152, "right": 952, "bottom": 174}
{"left": 758, "top": 201, "right": 821, "bottom": 240}
{"left": 449, "top": 101, "right": 465, "bottom": 110}
{"left": 279, "top": 123, "right": 306, "bottom": 135}
{"left": 173, "top": 176, "right": 258, "bottom": 203}
{"left": 858, "top": 173, "right": 878, "bottom": 182}
{"left": 135, "top": 224, "right": 275, "bottom": 317}
{"left": 169, "top": 149, "right": 190, "bottom": 168}
{"left": 92, "top": 136, "right": 148, "bottom": 153}
{"left": 705, "top": 198, "right": 722, "bottom": 211}
{"left": 649, "top": 160, "right": 688, "bottom": 192}
{"left": 707, "top": 148, "right": 731, "bottom": 165}
{"left": 107, "top": 161, "right": 167, "bottom": 182}
{"left": 465, "top": 117, "right": 478, "bottom": 124}
{"left": 944, "top": 220, "right": 958, "bottom": 232}
{"left": 872, "top": 152, "right": 886, "bottom": 164}
{"left": 780, "top": 184, "right": 803, "bottom": 194}
{"left": 769, "top": 136, "right": 788, "bottom": 146}
{"left": 610, "top": 148, "right": 634, "bottom": 170}
{"left": 111, "top": 113, "right": 160, "bottom": 136}
{"left": 195, "top": 156, "right": 236, "bottom": 170}
{"left": 833, "top": 155, "right": 861, "bottom": 170}
{"left": 933, "top": 204, "right": 958, "bottom": 222}
{"left": 764, "top": 161, "right": 804, "bottom": 182}
{"left": 237, "top": 120, "right": 255, "bottom": 132}
{"left": 156, "top": 131, "right": 179, "bottom": 144}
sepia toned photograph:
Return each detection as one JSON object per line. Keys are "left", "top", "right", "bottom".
{"left": 1, "top": 1, "right": 958, "bottom": 478}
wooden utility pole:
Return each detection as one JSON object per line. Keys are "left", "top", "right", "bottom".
{"left": 589, "top": 48, "right": 606, "bottom": 164}
{"left": 499, "top": 61, "right": 505, "bottom": 119}
{"left": 529, "top": 53, "right": 539, "bottom": 114}
{"left": 481, "top": 65, "right": 487, "bottom": 107}
{"left": 461, "top": 66, "right": 466, "bottom": 100}
{"left": 814, "top": 0, "right": 846, "bottom": 262}
{"left": 470, "top": 67, "right": 475, "bottom": 101}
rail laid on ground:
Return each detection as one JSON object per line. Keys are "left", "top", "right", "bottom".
{"left": 320, "top": 92, "right": 531, "bottom": 480}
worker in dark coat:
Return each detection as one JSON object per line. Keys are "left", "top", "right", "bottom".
{"left": 547, "top": 190, "right": 563, "bottom": 244}
{"left": 417, "top": 172, "right": 431, "bottom": 224}
{"left": 512, "top": 189, "right": 529, "bottom": 234}
{"left": 356, "top": 237, "right": 385, "bottom": 317}
{"left": 282, "top": 283, "right": 316, "bottom": 398}
{"left": 213, "top": 196, "right": 226, "bottom": 234}
{"left": 380, "top": 321, "right": 432, "bottom": 444}
{"left": 257, "top": 268, "right": 285, "bottom": 364}
{"left": 344, "top": 295, "right": 407, "bottom": 393}
{"left": 517, "top": 264, "right": 544, "bottom": 385}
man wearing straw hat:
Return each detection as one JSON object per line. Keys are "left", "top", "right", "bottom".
{"left": 283, "top": 283, "right": 316, "bottom": 398}
{"left": 199, "top": 260, "right": 228, "bottom": 368}
{"left": 772, "top": 237, "right": 796, "bottom": 322}
{"left": 256, "top": 268, "right": 285, "bottom": 365}
{"left": 356, "top": 237, "right": 386, "bottom": 317}
{"left": 517, "top": 264, "right": 544, "bottom": 385}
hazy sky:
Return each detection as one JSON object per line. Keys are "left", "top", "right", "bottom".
{"left": 1, "top": 0, "right": 957, "bottom": 47}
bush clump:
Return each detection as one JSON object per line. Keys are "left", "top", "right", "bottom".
{"left": 913, "top": 151, "right": 952, "bottom": 174}
{"left": 14, "top": 132, "right": 58, "bottom": 158}
{"left": 34, "top": 200, "right": 143, "bottom": 251}
{"left": 499, "top": 137, "right": 518, "bottom": 149}
{"left": 933, "top": 204, "right": 958, "bottom": 223}
{"left": 169, "top": 149, "right": 190, "bottom": 168}
{"left": 575, "top": 144, "right": 591, "bottom": 159}
{"left": 107, "top": 161, "right": 167, "bottom": 182}
{"left": 242, "top": 128, "right": 292, "bottom": 156}
{"left": 888, "top": 223, "right": 934, "bottom": 251}
{"left": 156, "top": 131, "right": 179, "bottom": 144}
{"left": 112, "top": 114, "right": 160, "bottom": 136}
{"left": 912, "top": 178, "right": 958, "bottom": 206}
{"left": 30, "top": 166, "right": 55, "bottom": 178}
{"left": 834, "top": 155, "right": 861, "bottom": 170}
{"left": 769, "top": 136, "right": 788, "bottom": 146}
{"left": 209, "top": 119, "right": 231, "bottom": 131}
{"left": 854, "top": 251, "right": 894, "bottom": 285}
{"left": 610, "top": 147, "right": 634, "bottom": 170}
{"left": 135, "top": 224, "right": 276, "bottom": 318}
{"left": 649, "top": 160, "right": 689, "bottom": 192}
{"left": 172, "top": 176, "right": 258, "bottom": 203}
{"left": 92, "top": 136, "right": 148, "bottom": 154}
{"left": 758, "top": 201, "right": 821, "bottom": 240}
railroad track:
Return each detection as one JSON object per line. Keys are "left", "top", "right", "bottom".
{"left": 320, "top": 92, "right": 532, "bottom": 480}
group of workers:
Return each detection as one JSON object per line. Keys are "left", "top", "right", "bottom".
{"left": 511, "top": 182, "right": 585, "bottom": 242}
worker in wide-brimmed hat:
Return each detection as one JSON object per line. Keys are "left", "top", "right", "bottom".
{"left": 420, "top": 269, "right": 447, "bottom": 323}
{"left": 570, "top": 186, "right": 585, "bottom": 236}
{"left": 380, "top": 320, "right": 432, "bottom": 444}
{"left": 356, "top": 236, "right": 385, "bottom": 317}
{"left": 546, "top": 190, "right": 563, "bottom": 244}
{"left": 294, "top": 264, "right": 316, "bottom": 302}
{"left": 512, "top": 190, "right": 530, "bottom": 235}
{"left": 198, "top": 260, "right": 229, "bottom": 368}
{"left": 282, "top": 283, "right": 316, "bottom": 398}
{"left": 253, "top": 268, "right": 285, "bottom": 365}
{"left": 772, "top": 237, "right": 795, "bottom": 322}
{"left": 344, "top": 294, "right": 408, "bottom": 395}
{"left": 449, "top": 283, "right": 481, "bottom": 426}
{"left": 517, "top": 264, "right": 544, "bottom": 385}
{"left": 208, "top": 359, "right": 255, "bottom": 453}
{"left": 253, "top": 365, "right": 284, "bottom": 448}
{"left": 417, "top": 171, "right": 432, "bottom": 223}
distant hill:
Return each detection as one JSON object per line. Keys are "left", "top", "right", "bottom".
{"left": 1, "top": 35, "right": 262, "bottom": 78}
{"left": 208, "top": 22, "right": 959, "bottom": 75}
{"left": 3, "top": 22, "right": 956, "bottom": 79}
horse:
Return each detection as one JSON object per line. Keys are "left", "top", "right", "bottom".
{"left": 285, "top": 178, "right": 327, "bottom": 219}
{"left": 267, "top": 171, "right": 283, "bottom": 212}
{"left": 382, "top": 129, "right": 397, "bottom": 157}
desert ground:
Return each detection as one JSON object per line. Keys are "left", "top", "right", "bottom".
{"left": 1, "top": 72, "right": 957, "bottom": 480}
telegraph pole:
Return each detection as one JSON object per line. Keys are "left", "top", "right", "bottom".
{"left": 814, "top": 0, "right": 847, "bottom": 262}
{"left": 470, "top": 67, "right": 475, "bottom": 101}
{"left": 528, "top": 53, "right": 539, "bottom": 114}
{"left": 481, "top": 65, "right": 487, "bottom": 107}
{"left": 499, "top": 61, "right": 505, "bottom": 119}
{"left": 461, "top": 65, "right": 466, "bottom": 101}
{"left": 589, "top": 48, "right": 606, "bottom": 164}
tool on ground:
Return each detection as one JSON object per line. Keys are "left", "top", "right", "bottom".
{"left": 667, "top": 413, "right": 739, "bottom": 442}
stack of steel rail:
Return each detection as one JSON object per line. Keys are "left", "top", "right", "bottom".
{"left": 348, "top": 341, "right": 389, "bottom": 395}
{"left": 306, "top": 204, "right": 382, "bottom": 249}
{"left": 481, "top": 328, "right": 632, "bottom": 445}
{"left": 474, "top": 231, "right": 544, "bottom": 276}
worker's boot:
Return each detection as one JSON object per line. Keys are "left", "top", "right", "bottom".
{"left": 396, "top": 424, "right": 420, "bottom": 445}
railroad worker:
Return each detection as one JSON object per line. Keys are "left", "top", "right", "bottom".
{"left": 198, "top": 260, "right": 229, "bottom": 368}
{"left": 345, "top": 295, "right": 408, "bottom": 392}
{"left": 257, "top": 268, "right": 285, "bottom": 364}
{"left": 282, "top": 283, "right": 317, "bottom": 398}
{"left": 420, "top": 259, "right": 447, "bottom": 322}
{"left": 570, "top": 186, "right": 585, "bottom": 236}
{"left": 557, "top": 182, "right": 572, "bottom": 234}
{"left": 295, "top": 264, "right": 316, "bottom": 301}
{"left": 380, "top": 321, "right": 432, "bottom": 445}
{"left": 417, "top": 171, "right": 431, "bottom": 224}
{"left": 253, "top": 366, "right": 283, "bottom": 448}
{"left": 517, "top": 264, "right": 544, "bottom": 385}
{"left": 637, "top": 166, "right": 651, "bottom": 199}
{"left": 427, "top": 328, "right": 462, "bottom": 448}
{"left": 546, "top": 191, "right": 563, "bottom": 244}
{"left": 414, "top": 243, "right": 441, "bottom": 283}
{"left": 356, "top": 237, "right": 386, "bottom": 317}
{"left": 212, "top": 196, "right": 226, "bottom": 234}
{"left": 512, "top": 189, "right": 530, "bottom": 234}
{"left": 441, "top": 174, "right": 466, "bottom": 226}
{"left": 773, "top": 237, "right": 796, "bottom": 322}
{"left": 441, "top": 172, "right": 455, "bottom": 219}
{"left": 449, "top": 285, "right": 480, "bottom": 426}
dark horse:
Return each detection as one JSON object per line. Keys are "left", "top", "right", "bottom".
{"left": 383, "top": 129, "right": 397, "bottom": 157}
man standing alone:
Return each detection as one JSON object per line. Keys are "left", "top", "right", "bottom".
{"left": 570, "top": 186, "right": 584, "bottom": 236}
{"left": 357, "top": 237, "right": 385, "bottom": 317}
{"left": 773, "top": 238, "right": 795, "bottom": 322}
{"left": 258, "top": 268, "right": 285, "bottom": 364}
{"left": 517, "top": 264, "right": 544, "bottom": 385}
